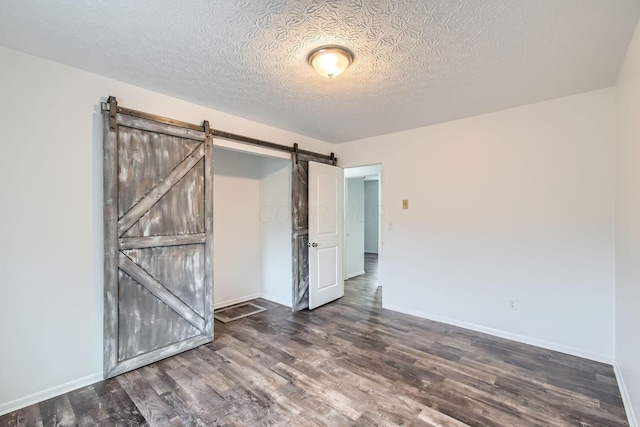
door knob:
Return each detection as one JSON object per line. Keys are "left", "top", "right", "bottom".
{"left": 307, "top": 242, "right": 319, "bottom": 248}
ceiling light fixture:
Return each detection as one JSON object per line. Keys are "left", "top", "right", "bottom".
{"left": 307, "top": 45, "right": 354, "bottom": 79}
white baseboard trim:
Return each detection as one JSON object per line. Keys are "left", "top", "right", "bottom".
{"left": 260, "top": 293, "right": 292, "bottom": 308}
{"left": 0, "top": 372, "right": 103, "bottom": 416}
{"left": 345, "top": 270, "right": 366, "bottom": 280}
{"left": 214, "top": 294, "right": 261, "bottom": 310}
{"left": 383, "top": 303, "right": 613, "bottom": 364}
{"left": 614, "top": 364, "right": 638, "bottom": 427}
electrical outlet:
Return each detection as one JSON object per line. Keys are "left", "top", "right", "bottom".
{"left": 508, "top": 299, "right": 518, "bottom": 311}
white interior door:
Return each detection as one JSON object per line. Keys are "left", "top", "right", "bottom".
{"left": 308, "top": 161, "right": 344, "bottom": 309}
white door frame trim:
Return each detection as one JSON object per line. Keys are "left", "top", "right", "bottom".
{"left": 343, "top": 163, "right": 384, "bottom": 289}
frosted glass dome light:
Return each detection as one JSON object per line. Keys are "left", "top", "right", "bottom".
{"left": 308, "top": 46, "right": 354, "bottom": 79}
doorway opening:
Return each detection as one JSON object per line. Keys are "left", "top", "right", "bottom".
{"left": 212, "top": 139, "right": 346, "bottom": 313}
{"left": 212, "top": 141, "right": 293, "bottom": 311}
{"left": 344, "top": 165, "right": 382, "bottom": 304}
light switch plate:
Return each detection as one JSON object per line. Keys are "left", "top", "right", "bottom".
{"left": 402, "top": 199, "right": 409, "bottom": 209}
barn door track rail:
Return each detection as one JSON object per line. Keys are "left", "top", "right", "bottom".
{"left": 102, "top": 96, "right": 337, "bottom": 165}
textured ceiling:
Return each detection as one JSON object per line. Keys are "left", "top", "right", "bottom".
{"left": 0, "top": 1, "right": 639, "bottom": 143}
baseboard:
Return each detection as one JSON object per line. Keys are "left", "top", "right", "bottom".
{"left": 0, "top": 372, "right": 103, "bottom": 416}
{"left": 214, "top": 294, "right": 260, "bottom": 310}
{"left": 383, "top": 303, "right": 613, "bottom": 364}
{"left": 614, "top": 364, "right": 638, "bottom": 427}
{"left": 259, "top": 293, "right": 292, "bottom": 308}
{"left": 345, "top": 270, "right": 365, "bottom": 280}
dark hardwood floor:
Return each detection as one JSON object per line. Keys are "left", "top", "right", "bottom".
{"left": 1, "top": 253, "right": 629, "bottom": 426}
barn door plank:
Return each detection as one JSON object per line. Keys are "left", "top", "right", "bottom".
{"left": 118, "top": 253, "right": 206, "bottom": 332}
{"left": 123, "top": 160, "right": 205, "bottom": 238}
{"left": 109, "top": 335, "right": 211, "bottom": 378}
{"left": 116, "top": 114, "right": 207, "bottom": 141}
{"left": 118, "top": 143, "right": 205, "bottom": 236}
{"left": 119, "top": 234, "right": 206, "bottom": 250}
{"left": 202, "top": 130, "right": 214, "bottom": 337}
{"left": 103, "top": 104, "right": 119, "bottom": 377}
{"left": 102, "top": 97, "right": 213, "bottom": 379}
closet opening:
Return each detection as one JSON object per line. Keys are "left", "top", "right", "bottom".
{"left": 213, "top": 143, "right": 293, "bottom": 311}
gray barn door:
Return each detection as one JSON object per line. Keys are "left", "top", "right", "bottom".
{"left": 102, "top": 97, "right": 214, "bottom": 378}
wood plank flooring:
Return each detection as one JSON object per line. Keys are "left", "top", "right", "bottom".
{"left": 1, "top": 254, "right": 629, "bottom": 426}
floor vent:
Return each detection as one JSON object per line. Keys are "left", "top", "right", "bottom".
{"left": 214, "top": 302, "right": 267, "bottom": 323}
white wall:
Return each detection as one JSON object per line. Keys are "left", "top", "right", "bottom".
{"left": 213, "top": 148, "right": 262, "bottom": 307}
{"left": 0, "top": 45, "right": 333, "bottom": 414}
{"left": 345, "top": 177, "right": 365, "bottom": 278}
{"left": 337, "top": 88, "right": 617, "bottom": 362}
{"left": 215, "top": 149, "right": 292, "bottom": 309}
{"left": 260, "top": 157, "right": 293, "bottom": 307}
{"left": 615, "top": 17, "right": 640, "bottom": 427}
{"left": 364, "top": 180, "right": 379, "bottom": 254}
